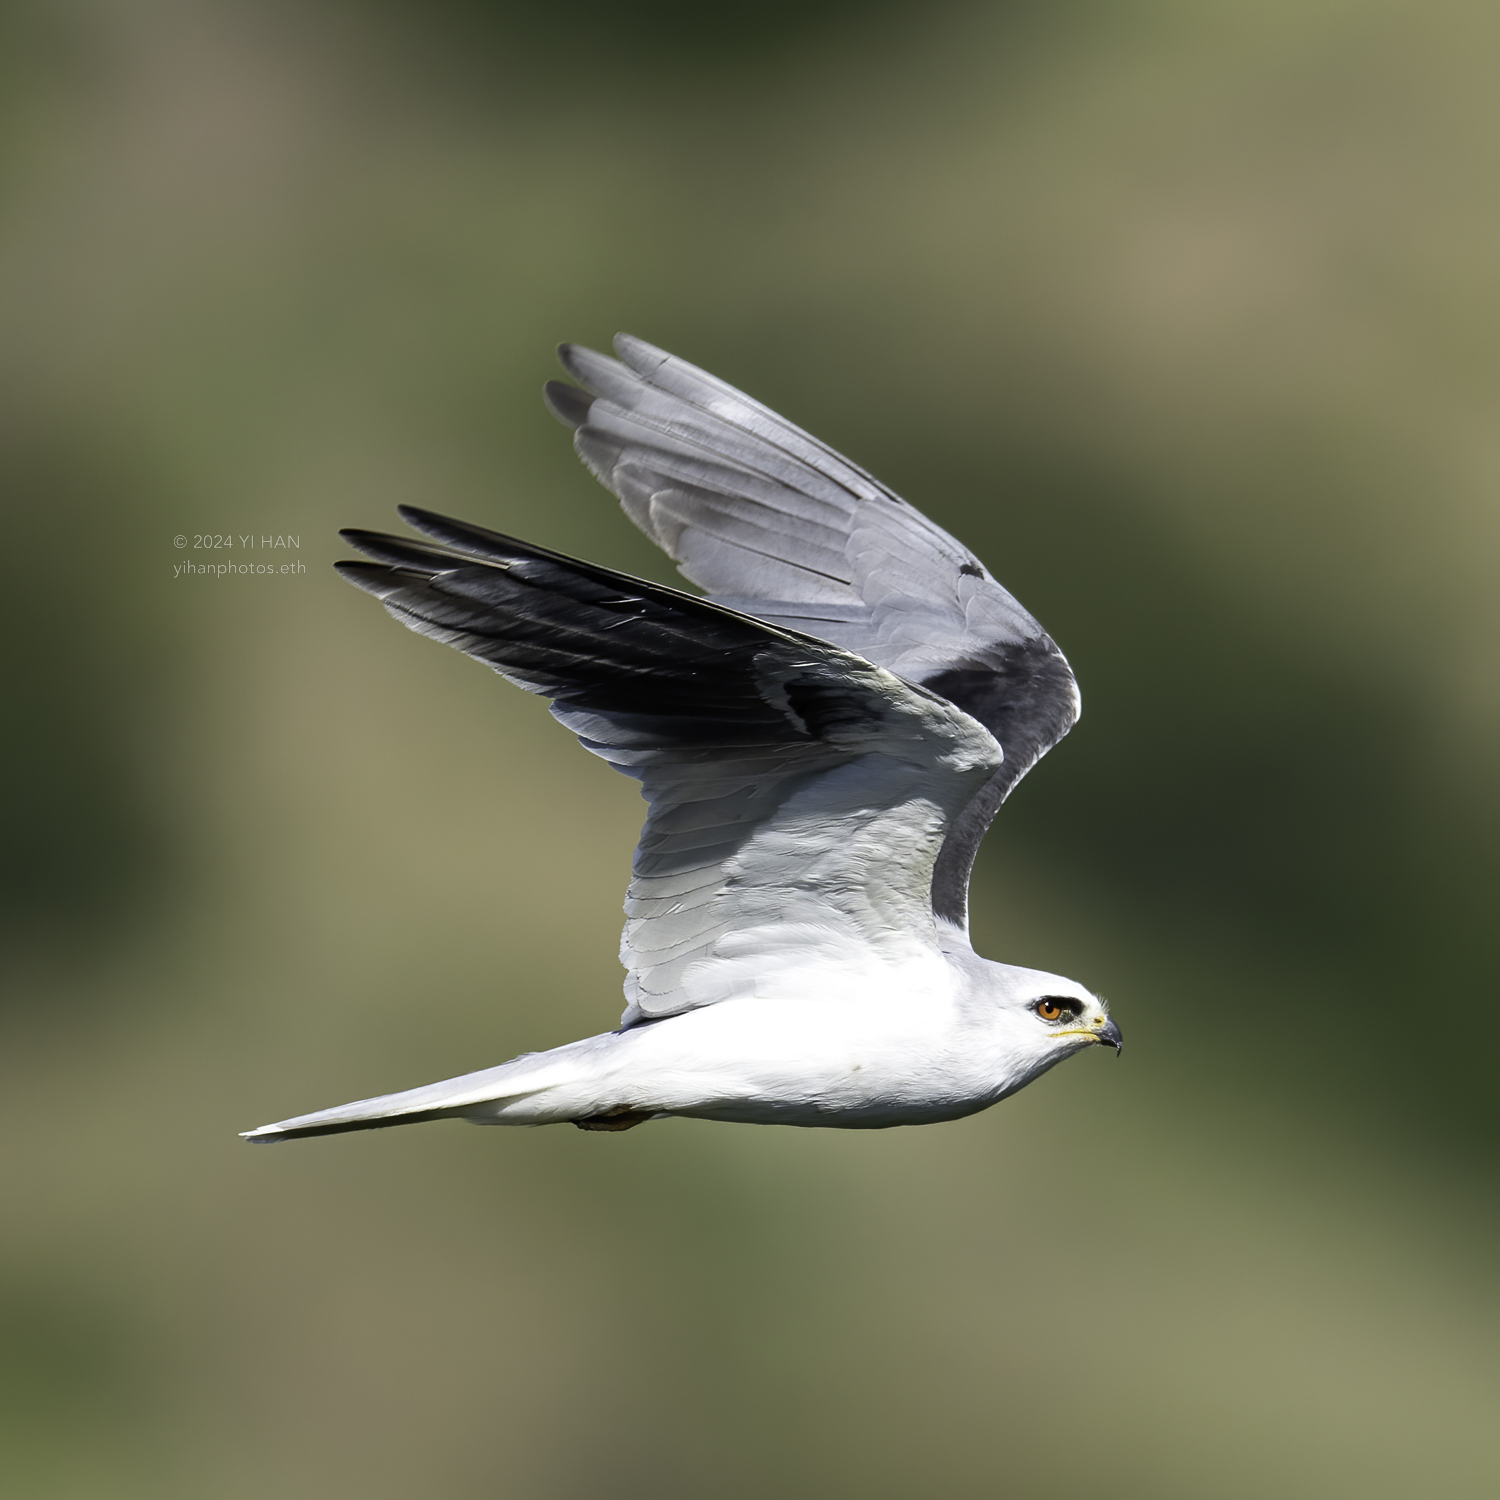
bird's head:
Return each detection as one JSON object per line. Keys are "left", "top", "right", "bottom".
{"left": 985, "top": 964, "right": 1121, "bottom": 1081}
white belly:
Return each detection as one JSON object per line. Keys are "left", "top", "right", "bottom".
{"left": 476, "top": 975, "right": 1015, "bottom": 1130}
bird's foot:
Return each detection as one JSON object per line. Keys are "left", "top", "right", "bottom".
{"left": 574, "top": 1108, "right": 655, "bottom": 1132}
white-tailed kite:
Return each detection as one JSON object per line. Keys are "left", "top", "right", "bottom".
{"left": 244, "top": 336, "right": 1119, "bottom": 1142}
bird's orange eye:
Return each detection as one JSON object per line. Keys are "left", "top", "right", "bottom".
{"left": 1036, "top": 999, "right": 1064, "bottom": 1022}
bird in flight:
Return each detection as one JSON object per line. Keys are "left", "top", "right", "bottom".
{"left": 244, "top": 336, "right": 1119, "bottom": 1143}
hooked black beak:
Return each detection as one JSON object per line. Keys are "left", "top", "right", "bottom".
{"left": 1096, "top": 1018, "right": 1123, "bottom": 1054}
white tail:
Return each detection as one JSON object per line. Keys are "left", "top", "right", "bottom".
{"left": 241, "top": 1035, "right": 623, "bottom": 1142}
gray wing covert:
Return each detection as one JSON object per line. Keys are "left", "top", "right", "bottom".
{"left": 545, "top": 335, "right": 1080, "bottom": 930}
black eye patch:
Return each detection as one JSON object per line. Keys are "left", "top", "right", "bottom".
{"left": 1032, "top": 996, "right": 1084, "bottom": 1021}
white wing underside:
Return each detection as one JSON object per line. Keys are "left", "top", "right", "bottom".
{"left": 610, "top": 712, "right": 996, "bottom": 1024}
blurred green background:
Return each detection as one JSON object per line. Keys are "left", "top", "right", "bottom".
{"left": 2, "top": 0, "right": 1497, "bottom": 1495}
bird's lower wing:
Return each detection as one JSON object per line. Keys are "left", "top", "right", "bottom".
{"left": 340, "top": 509, "right": 1002, "bottom": 1027}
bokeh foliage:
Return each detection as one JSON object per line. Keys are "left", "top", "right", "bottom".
{"left": 1, "top": 0, "right": 1496, "bottom": 1496}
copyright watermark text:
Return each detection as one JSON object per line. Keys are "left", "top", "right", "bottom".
{"left": 174, "top": 559, "right": 305, "bottom": 578}
{"left": 171, "top": 532, "right": 304, "bottom": 579}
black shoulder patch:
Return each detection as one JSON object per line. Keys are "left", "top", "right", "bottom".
{"left": 922, "top": 637, "right": 1080, "bottom": 928}
{"left": 958, "top": 562, "right": 985, "bottom": 578}
{"left": 922, "top": 636, "right": 1076, "bottom": 771}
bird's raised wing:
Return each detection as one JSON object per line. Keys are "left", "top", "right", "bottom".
{"left": 545, "top": 335, "right": 1080, "bottom": 931}
{"left": 340, "top": 508, "right": 1002, "bottom": 1027}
